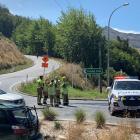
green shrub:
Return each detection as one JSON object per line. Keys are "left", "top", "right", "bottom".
{"left": 54, "top": 121, "right": 63, "bottom": 130}
{"left": 95, "top": 111, "right": 106, "bottom": 128}
{"left": 74, "top": 109, "right": 86, "bottom": 124}
{"left": 42, "top": 108, "right": 58, "bottom": 121}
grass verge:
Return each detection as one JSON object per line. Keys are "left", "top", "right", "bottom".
{"left": 19, "top": 82, "right": 107, "bottom": 99}
{"left": 0, "top": 58, "right": 33, "bottom": 74}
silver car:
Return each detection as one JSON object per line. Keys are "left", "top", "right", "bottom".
{"left": 0, "top": 89, "right": 25, "bottom": 107}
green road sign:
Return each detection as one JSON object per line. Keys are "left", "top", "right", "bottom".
{"left": 84, "top": 68, "right": 103, "bottom": 74}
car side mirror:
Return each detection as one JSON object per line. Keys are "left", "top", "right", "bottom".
{"left": 106, "top": 87, "right": 111, "bottom": 92}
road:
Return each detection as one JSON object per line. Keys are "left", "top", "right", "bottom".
{"left": 0, "top": 55, "right": 140, "bottom": 126}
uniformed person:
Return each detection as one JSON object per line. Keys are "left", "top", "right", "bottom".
{"left": 43, "top": 79, "right": 49, "bottom": 104}
{"left": 55, "top": 77, "right": 61, "bottom": 105}
{"left": 37, "top": 75, "right": 44, "bottom": 105}
{"left": 48, "top": 80, "right": 57, "bottom": 107}
{"left": 62, "top": 77, "right": 69, "bottom": 106}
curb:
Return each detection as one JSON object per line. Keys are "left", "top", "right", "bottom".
{"left": 12, "top": 82, "right": 108, "bottom": 101}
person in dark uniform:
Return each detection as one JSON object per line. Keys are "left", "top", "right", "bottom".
{"left": 36, "top": 75, "right": 44, "bottom": 105}
{"left": 55, "top": 77, "right": 61, "bottom": 105}
{"left": 62, "top": 77, "right": 69, "bottom": 106}
{"left": 48, "top": 80, "right": 56, "bottom": 107}
{"left": 43, "top": 79, "right": 49, "bottom": 104}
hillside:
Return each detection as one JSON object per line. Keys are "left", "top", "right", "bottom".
{"left": 0, "top": 36, "right": 32, "bottom": 72}
{"left": 103, "top": 27, "right": 140, "bottom": 48}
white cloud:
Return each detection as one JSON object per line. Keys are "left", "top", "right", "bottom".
{"left": 113, "top": 28, "right": 140, "bottom": 34}
{"left": 9, "top": 10, "right": 15, "bottom": 15}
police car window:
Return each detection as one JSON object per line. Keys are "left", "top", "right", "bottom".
{"left": 111, "top": 82, "right": 114, "bottom": 89}
{"left": 0, "top": 89, "right": 6, "bottom": 95}
{"left": 0, "top": 111, "right": 8, "bottom": 124}
{"left": 114, "top": 81, "right": 140, "bottom": 90}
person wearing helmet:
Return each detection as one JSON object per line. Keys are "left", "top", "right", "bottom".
{"left": 36, "top": 75, "right": 44, "bottom": 105}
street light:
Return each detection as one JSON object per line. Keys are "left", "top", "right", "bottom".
{"left": 107, "top": 3, "right": 129, "bottom": 86}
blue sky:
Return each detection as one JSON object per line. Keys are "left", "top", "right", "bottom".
{"left": 0, "top": 0, "right": 140, "bottom": 33}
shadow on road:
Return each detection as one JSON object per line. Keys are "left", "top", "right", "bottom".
{"left": 73, "top": 102, "right": 108, "bottom": 106}
{"left": 114, "top": 111, "right": 140, "bottom": 118}
{"left": 67, "top": 105, "right": 77, "bottom": 108}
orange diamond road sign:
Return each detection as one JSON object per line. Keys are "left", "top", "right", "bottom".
{"left": 42, "top": 63, "right": 48, "bottom": 68}
{"left": 42, "top": 56, "right": 48, "bottom": 62}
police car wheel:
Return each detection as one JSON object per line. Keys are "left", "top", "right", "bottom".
{"left": 109, "top": 105, "right": 115, "bottom": 116}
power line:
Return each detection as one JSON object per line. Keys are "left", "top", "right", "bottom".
{"left": 53, "top": 0, "right": 63, "bottom": 11}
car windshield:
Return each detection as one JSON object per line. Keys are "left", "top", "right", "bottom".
{"left": 0, "top": 89, "right": 6, "bottom": 95}
{"left": 114, "top": 81, "right": 140, "bottom": 90}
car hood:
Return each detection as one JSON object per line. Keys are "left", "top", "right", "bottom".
{"left": 113, "top": 90, "right": 140, "bottom": 97}
{"left": 0, "top": 93, "right": 23, "bottom": 101}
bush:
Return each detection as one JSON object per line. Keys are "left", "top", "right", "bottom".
{"left": 42, "top": 108, "right": 58, "bottom": 121}
{"left": 58, "top": 63, "right": 93, "bottom": 90}
{"left": 95, "top": 111, "right": 106, "bottom": 128}
{"left": 54, "top": 121, "right": 63, "bottom": 130}
{"left": 74, "top": 109, "right": 86, "bottom": 124}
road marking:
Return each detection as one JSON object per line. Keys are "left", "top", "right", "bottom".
{"left": 9, "top": 81, "right": 23, "bottom": 92}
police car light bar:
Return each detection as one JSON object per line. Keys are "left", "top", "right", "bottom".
{"left": 114, "top": 76, "right": 138, "bottom": 80}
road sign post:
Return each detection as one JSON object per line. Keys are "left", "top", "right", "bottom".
{"left": 42, "top": 55, "right": 49, "bottom": 75}
{"left": 84, "top": 68, "right": 103, "bottom": 93}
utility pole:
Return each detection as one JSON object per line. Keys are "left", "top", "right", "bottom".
{"left": 98, "top": 42, "right": 102, "bottom": 93}
{"left": 107, "top": 3, "right": 129, "bottom": 86}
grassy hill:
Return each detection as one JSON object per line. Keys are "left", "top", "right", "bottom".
{"left": 0, "top": 36, "right": 33, "bottom": 74}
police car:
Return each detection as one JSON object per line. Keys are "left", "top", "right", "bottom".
{"left": 0, "top": 89, "right": 25, "bottom": 107}
{"left": 107, "top": 76, "right": 140, "bottom": 116}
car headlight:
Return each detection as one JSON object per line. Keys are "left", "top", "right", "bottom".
{"left": 113, "top": 95, "right": 121, "bottom": 101}
{"left": 114, "top": 96, "right": 118, "bottom": 101}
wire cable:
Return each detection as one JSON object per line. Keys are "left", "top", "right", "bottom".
{"left": 53, "top": 0, "right": 63, "bottom": 11}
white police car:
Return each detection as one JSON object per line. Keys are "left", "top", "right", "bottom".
{"left": 107, "top": 76, "right": 140, "bottom": 116}
{"left": 0, "top": 89, "right": 25, "bottom": 107}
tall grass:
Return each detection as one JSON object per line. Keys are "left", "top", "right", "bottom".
{"left": 57, "top": 63, "right": 93, "bottom": 90}
{"left": 74, "top": 109, "right": 86, "bottom": 124}
{"left": 42, "top": 108, "right": 58, "bottom": 121}
{"left": 0, "top": 37, "right": 31, "bottom": 73}
{"left": 98, "top": 120, "right": 137, "bottom": 140}
{"left": 67, "top": 124, "right": 85, "bottom": 140}
{"left": 95, "top": 111, "right": 106, "bottom": 128}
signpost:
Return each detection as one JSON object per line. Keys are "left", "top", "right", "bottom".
{"left": 84, "top": 68, "right": 103, "bottom": 75}
{"left": 42, "top": 55, "right": 49, "bottom": 75}
{"left": 84, "top": 68, "right": 103, "bottom": 93}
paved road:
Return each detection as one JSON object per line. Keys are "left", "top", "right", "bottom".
{"left": 0, "top": 55, "right": 140, "bottom": 126}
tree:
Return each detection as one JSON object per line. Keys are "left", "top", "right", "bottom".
{"left": 110, "top": 39, "right": 140, "bottom": 76}
{"left": 12, "top": 18, "right": 55, "bottom": 56}
{"left": 55, "top": 8, "right": 106, "bottom": 68}
{"left": 0, "top": 5, "right": 14, "bottom": 37}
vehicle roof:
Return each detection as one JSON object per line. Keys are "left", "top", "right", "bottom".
{"left": 114, "top": 79, "right": 140, "bottom": 82}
